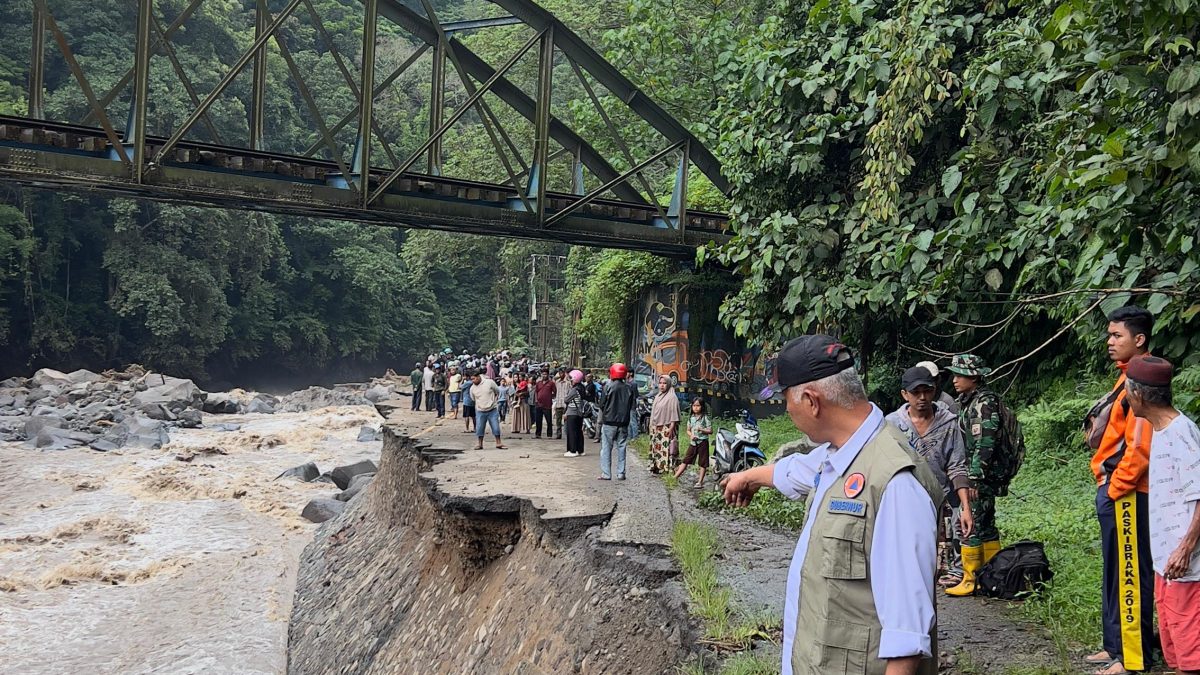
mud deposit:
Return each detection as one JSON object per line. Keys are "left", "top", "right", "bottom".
{"left": 0, "top": 405, "right": 382, "bottom": 675}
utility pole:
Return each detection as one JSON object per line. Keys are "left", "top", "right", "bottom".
{"left": 528, "top": 253, "right": 566, "bottom": 363}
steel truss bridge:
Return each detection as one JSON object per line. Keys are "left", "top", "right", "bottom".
{"left": 0, "top": 0, "right": 731, "bottom": 256}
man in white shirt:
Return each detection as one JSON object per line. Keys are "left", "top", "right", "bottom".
{"left": 722, "top": 335, "right": 941, "bottom": 675}
{"left": 1124, "top": 355, "right": 1200, "bottom": 675}
{"left": 470, "top": 371, "right": 505, "bottom": 450}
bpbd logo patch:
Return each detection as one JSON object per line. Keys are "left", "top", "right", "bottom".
{"left": 844, "top": 472, "right": 865, "bottom": 498}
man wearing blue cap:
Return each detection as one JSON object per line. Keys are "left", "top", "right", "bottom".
{"left": 723, "top": 335, "right": 943, "bottom": 675}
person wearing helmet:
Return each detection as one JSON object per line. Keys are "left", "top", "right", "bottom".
{"left": 563, "top": 369, "right": 588, "bottom": 458}
{"left": 599, "top": 363, "right": 636, "bottom": 480}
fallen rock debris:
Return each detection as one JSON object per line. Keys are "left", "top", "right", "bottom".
{"left": 0, "top": 366, "right": 402, "bottom": 453}
{"left": 4, "top": 365, "right": 399, "bottom": 525}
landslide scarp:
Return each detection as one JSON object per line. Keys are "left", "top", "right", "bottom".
{"left": 287, "top": 428, "right": 695, "bottom": 675}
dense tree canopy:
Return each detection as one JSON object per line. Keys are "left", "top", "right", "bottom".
{"left": 704, "top": 0, "right": 1200, "bottom": 378}
{"left": 3, "top": 0, "right": 1197, "bottom": 391}
{"left": 0, "top": 0, "right": 577, "bottom": 381}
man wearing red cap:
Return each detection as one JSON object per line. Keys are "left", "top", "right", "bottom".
{"left": 1125, "top": 355, "right": 1200, "bottom": 675}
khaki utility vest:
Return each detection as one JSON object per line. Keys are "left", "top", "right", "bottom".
{"left": 792, "top": 424, "right": 943, "bottom": 675}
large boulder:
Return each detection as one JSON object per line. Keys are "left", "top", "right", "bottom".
{"left": 133, "top": 375, "right": 205, "bottom": 412}
{"left": 246, "top": 397, "right": 276, "bottom": 414}
{"left": 90, "top": 415, "right": 169, "bottom": 451}
{"left": 175, "top": 409, "right": 203, "bottom": 428}
{"left": 329, "top": 460, "right": 378, "bottom": 490}
{"left": 35, "top": 427, "right": 96, "bottom": 450}
{"left": 301, "top": 498, "right": 346, "bottom": 523}
{"left": 334, "top": 473, "right": 375, "bottom": 502}
{"left": 65, "top": 369, "right": 101, "bottom": 385}
{"left": 202, "top": 394, "right": 240, "bottom": 415}
{"left": 278, "top": 387, "right": 371, "bottom": 412}
{"left": 31, "top": 368, "right": 72, "bottom": 388}
{"left": 277, "top": 462, "right": 321, "bottom": 482}
{"left": 24, "top": 415, "right": 65, "bottom": 440}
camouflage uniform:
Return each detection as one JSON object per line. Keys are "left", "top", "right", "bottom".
{"left": 948, "top": 354, "right": 1001, "bottom": 548}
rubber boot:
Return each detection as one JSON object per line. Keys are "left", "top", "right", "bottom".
{"left": 982, "top": 540, "right": 1002, "bottom": 564}
{"left": 945, "top": 545, "right": 982, "bottom": 597}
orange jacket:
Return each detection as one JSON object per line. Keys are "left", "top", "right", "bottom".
{"left": 1090, "top": 362, "right": 1152, "bottom": 499}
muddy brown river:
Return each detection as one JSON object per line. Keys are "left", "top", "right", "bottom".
{"left": 0, "top": 405, "right": 383, "bottom": 675}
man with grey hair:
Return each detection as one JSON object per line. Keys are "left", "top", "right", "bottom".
{"left": 725, "top": 335, "right": 942, "bottom": 675}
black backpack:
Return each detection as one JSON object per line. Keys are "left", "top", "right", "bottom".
{"left": 991, "top": 397, "right": 1026, "bottom": 496}
{"left": 976, "top": 541, "right": 1053, "bottom": 600}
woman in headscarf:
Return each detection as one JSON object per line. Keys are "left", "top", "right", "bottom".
{"left": 562, "top": 369, "right": 588, "bottom": 458}
{"left": 648, "top": 375, "right": 680, "bottom": 474}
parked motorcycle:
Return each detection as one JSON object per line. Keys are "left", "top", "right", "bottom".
{"left": 581, "top": 401, "right": 601, "bottom": 440}
{"left": 712, "top": 410, "right": 766, "bottom": 475}
{"left": 635, "top": 395, "right": 653, "bottom": 434}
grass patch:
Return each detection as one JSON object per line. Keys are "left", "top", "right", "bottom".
{"left": 671, "top": 521, "right": 780, "bottom": 653}
{"left": 678, "top": 652, "right": 777, "bottom": 675}
{"left": 692, "top": 414, "right": 809, "bottom": 529}
{"left": 995, "top": 378, "right": 1110, "bottom": 649}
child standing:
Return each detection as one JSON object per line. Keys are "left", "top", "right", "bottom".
{"left": 674, "top": 397, "right": 712, "bottom": 488}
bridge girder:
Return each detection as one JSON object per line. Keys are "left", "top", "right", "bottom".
{"left": 4, "top": 0, "right": 731, "bottom": 254}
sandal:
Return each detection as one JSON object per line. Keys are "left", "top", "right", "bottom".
{"left": 473, "top": 445, "right": 483, "bottom": 450}
{"left": 1083, "top": 651, "right": 1113, "bottom": 665}
{"left": 495, "top": 444, "right": 507, "bottom": 449}
{"left": 1091, "top": 661, "right": 1129, "bottom": 675}
{"left": 597, "top": 476, "right": 611, "bottom": 481}
{"left": 938, "top": 574, "right": 963, "bottom": 587}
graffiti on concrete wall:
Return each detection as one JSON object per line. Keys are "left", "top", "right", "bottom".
{"left": 692, "top": 348, "right": 740, "bottom": 386}
{"left": 628, "top": 287, "right": 785, "bottom": 403}
{"left": 634, "top": 291, "right": 688, "bottom": 387}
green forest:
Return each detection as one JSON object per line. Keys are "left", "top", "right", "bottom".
{"left": 1, "top": 0, "right": 1199, "bottom": 392}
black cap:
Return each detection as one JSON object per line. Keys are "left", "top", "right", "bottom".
{"left": 759, "top": 335, "right": 855, "bottom": 400}
{"left": 901, "top": 366, "right": 937, "bottom": 392}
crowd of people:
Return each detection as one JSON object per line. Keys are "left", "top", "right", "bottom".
{"left": 407, "top": 350, "right": 655, "bottom": 479}
{"left": 719, "top": 306, "right": 1199, "bottom": 675}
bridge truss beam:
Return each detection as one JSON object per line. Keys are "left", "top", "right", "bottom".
{"left": 5, "top": 0, "right": 731, "bottom": 255}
